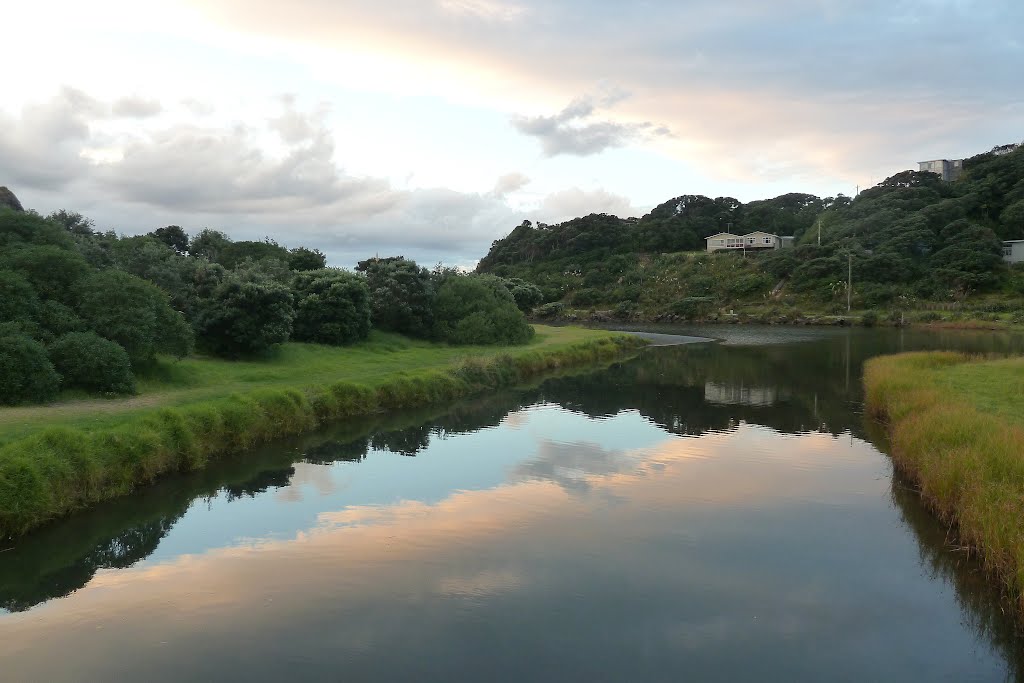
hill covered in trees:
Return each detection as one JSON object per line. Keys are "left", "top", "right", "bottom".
{"left": 477, "top": 144, "right": 1024, "bottom": 320}
{"left": 0, "top": 192, "right": 536, "bottom": 406}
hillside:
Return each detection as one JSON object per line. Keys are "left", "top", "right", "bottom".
{"left": 477, "top": 144, "right": 1024, "bottom": 322}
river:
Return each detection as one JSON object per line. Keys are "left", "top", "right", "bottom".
{"left": 1, "top": 326, "right": 1023, "bottom": 681}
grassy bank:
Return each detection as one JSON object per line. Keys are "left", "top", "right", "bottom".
{"left": 864, "top": 352, "right": 1024, "bottom": 614}
{"left": 0, "top": 325, "right": 642, "bottom": 539}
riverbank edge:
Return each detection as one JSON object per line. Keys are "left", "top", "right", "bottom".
{"left": 534, "top": 310, "right": 1018, "bottom": 331}
{"left": 0, "top": 333, "right": 645, "bottom": 540}
{"left": 863, "top": 352, "right": 1024, "bottom": 617}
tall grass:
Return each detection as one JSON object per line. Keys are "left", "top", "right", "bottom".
{"left": 864, "top": 352, "right": 1024, "bottom": 616}
{"left": 0, "top": 332, "right": 642, "bottom": 538}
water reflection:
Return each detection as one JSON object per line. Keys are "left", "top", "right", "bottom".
{"left": 1, "top": 327, "right": 1023, "bottom": 681}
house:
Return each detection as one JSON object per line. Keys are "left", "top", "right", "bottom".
{"left": 918, "top": 159, "right": 963, "bottom": 182}
{"left": 705, "top": 231, "right": 791, "bottom": 253}
{"left": 1004, "top": 240, "right": 1024, "bottom": 264}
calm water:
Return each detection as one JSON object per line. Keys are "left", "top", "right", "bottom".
{"left": 2, "top": 326, "right": 1024, "bottom": 682}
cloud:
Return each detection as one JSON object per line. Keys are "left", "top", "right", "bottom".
{"left": 112, "top": 96, "right": 163, "bottom": 118}
{"left": 490, "top": 172, "right": 530, "bottom": 198}
{"left": 0, "top": 88, "right": 96, "bottom": 190}
{"left": 512, "top": 95, "right": 668, "bottom": 157}
{"left": 436, "top": 0, "right": 527, "bottom": 22}
{"left": 536, "top": 187, "right": 639, "bottom": 223}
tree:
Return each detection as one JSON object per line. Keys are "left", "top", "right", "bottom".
{"left": 149, "top": 225, "right": 190, "bottom": 254}
{"left": 0, "top": 209, "right": 74, "bottom": 249}
{"left": 292, "top": 270, "right": 371, "bottom": 345}
{"left": 77, "top": 270, "right": 194, "bottom": 365}
{"left": 46, "top": 210, "right": 95, "bottom": 236}
{"left": 432, "top": 275, "right": 534, "bottom": 345}
{"left": 111, "top": 236, "right": 198, "bottom": 311}
{"left": 217, "top": 239, "right": 290, "bottom": 269}
{"left": 2, "top": 245, "right": 90, "bottom": 304}
{"left": 0, "top": 334, "right": 60, "bottom": 404}
{"left": 188, "top": 229, "right": 231, "bottom": 262}
{"left": 288, "top": 247, "right": 327, "bottom": 271}
{"left": 930, "top": 220, "right": 1004, "bottom": 293}
{"left": 0, "top": 270, "right": 40, "bottom": 322}
{"left": 48, "top": 332, "right": 135, "bottom": 394}
{"left": 355, "top": 257, "right": 435, "bottom": 338}
{"left": 501, "top": 277, "right": 544, "bottom": 313}
{"left": 193, "top": 275, "right": 294, "bottom": 357}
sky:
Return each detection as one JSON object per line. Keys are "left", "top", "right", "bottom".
{"left": 1, "top": 0, "right": 1021, "bottom": 267}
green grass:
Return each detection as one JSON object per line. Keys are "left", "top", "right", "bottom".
{"left": 864, "top": 352, "right": 1024, "bottom": 615}
{"left": 0, "top": 325, "right": 642, "bottom": 538}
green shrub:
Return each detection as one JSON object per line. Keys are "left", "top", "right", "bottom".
{"left": 669, "top": 296, "right": 716, "bottom": 320}
{"left": 78, "top": 270, "right": 194, "bottom": 365}
{"left": 0, "top": 270, "right": 39, "bottom": 321}
{"left": 535, "top": 302, "right": 564, "bottom": 319}
{"left": 860, "top": 310, "right": 879, "bottom": 327}
{"left": 292, "top": 269, "right": 371, "bottom": 345}
{"left": 194, "top": 276, "right": 294, "bottom": 357}
{"left": 433, "top": 275, "right": 534, "bottom": 345}
{"left": 0, "top": 334, "right": 60, "bottom": 404}
{"left": 48, "top": 332, "right": 135, "bottom": 394}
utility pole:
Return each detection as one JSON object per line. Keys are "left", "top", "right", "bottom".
{"left": 847, "top": 251, "right": 852, "bottom": 313}
{"left": 817, "top": 220, "right": 821, "bottom": 246}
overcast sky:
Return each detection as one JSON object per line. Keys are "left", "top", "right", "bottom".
{"left": 2, "top": 0, "right": 1021, "bottom": 267}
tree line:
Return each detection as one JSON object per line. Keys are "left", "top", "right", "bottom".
{"left": 0, "top": 199, "right": 540, "bottom": 405}
{"left": 477, "top": 144, "right": 1024, "bottom": 312}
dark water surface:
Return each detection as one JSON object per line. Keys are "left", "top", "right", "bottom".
{"left": 3, "top": 326, "right": 1024, "bottom": 682}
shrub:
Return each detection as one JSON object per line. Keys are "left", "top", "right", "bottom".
{"left": 78, "top": 270, "right": 194, "bottom": 365}
{"left": 669, "top": 296, "right": 717, "bottom": 320}
{"left": 0, "top": 270, "right": 39, "bottom": 321}
{"left": 292, "top": 269, "right": 371, "bottom": 345}
{"left": 535, "top": 302, "right": 564, "bottom": 319}
{"left": 0, "top": 334, "right": 60, "bottom": 404}
{"left": 860, "top": 310, "right": 879, "bottom": 327}
{"left": 48, "top": 332, "right": 135, "bottom": 394}
{"left": 194, "top": 276, "right": 294, "bottom": 357}
{"left": 433, "top": 275, "right": 534, "bottom": 345}
{"left": 355, "top": 257, "right": 435, "bottom": 338}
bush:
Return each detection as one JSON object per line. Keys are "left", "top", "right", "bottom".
{"left": 355, "top": 257, "right": 436, "bottom": 338}
{"left": 0, "top": 334, "right": 60, "bottom": 404}
{"left": 292, "top": 269, "right": 371, "bottom": 345}
{"left": 48, "top": 332, "right": 135, "bottom": 394}
{"left": 860, "top": 310, "right": 879, "bottom": 327}
{"left": 194, "top": 276, "right": 294, "bottom": 357}
{"left": 535, "top": 302, "right": 564, "bottom": 319}
{"left": 669, "top": 296, "right": 717, "bottom": 320}
{"left": 78, "top": 270, "right": 194, "bottom": 365}
{"left": 433, "top": 275, "right": 534, "bottom": 345}
{"left": 0, "top": 270, "right": 39, "bottom": 321}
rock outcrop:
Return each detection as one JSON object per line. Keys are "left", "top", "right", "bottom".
{"left": 0, "top": 186, "right": 24, "bottom": 212}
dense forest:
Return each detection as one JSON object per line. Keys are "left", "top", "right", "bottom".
{"left": 478, "top": 144, "right": 1024, "bottom": 317}
{"left": 0, "top": 192, "right": 538, "bottom": 406}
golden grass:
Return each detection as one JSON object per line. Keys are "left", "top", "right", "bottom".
{"left": 864, "top": 352, "right": 1024, "bottom": 614}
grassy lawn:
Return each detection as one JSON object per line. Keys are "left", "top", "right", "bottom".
{"left": 0, "top": 324, "right": 642, "bottom": 538}
{"left": 864, "top": 352, "right": 1024, "bottom": 616}
{"left": 0, "top": 324, "right": 614, "bottom": 445}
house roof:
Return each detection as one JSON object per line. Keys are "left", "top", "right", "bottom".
{"left": 705, "top": 232, "right": 740, "bottom": 240}
{"left": 1004, "top": 240, "right": 1024, "bottom": 244}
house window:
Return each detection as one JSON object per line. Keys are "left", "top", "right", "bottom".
{"left": 1005, "top": 246, "right": 1014, "bottom": 257}
{"left": 747, "top": 237, "right": 755, "bottom": 244}
{"left": 763, "top": 237, "right": 772, "bottom": 244}
{"left": 717, "top": 239, "right": 724, "bottom": 245}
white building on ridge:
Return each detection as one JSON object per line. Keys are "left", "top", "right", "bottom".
{"left": 705, "top": 231, "right": 792, "bottom": 253}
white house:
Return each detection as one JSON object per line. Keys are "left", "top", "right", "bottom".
{"left": 705, "top": 231, "right": 791, "bottom": 253}
{"left": 1004, "top": 240, "right": 1024, "bottom": 264}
